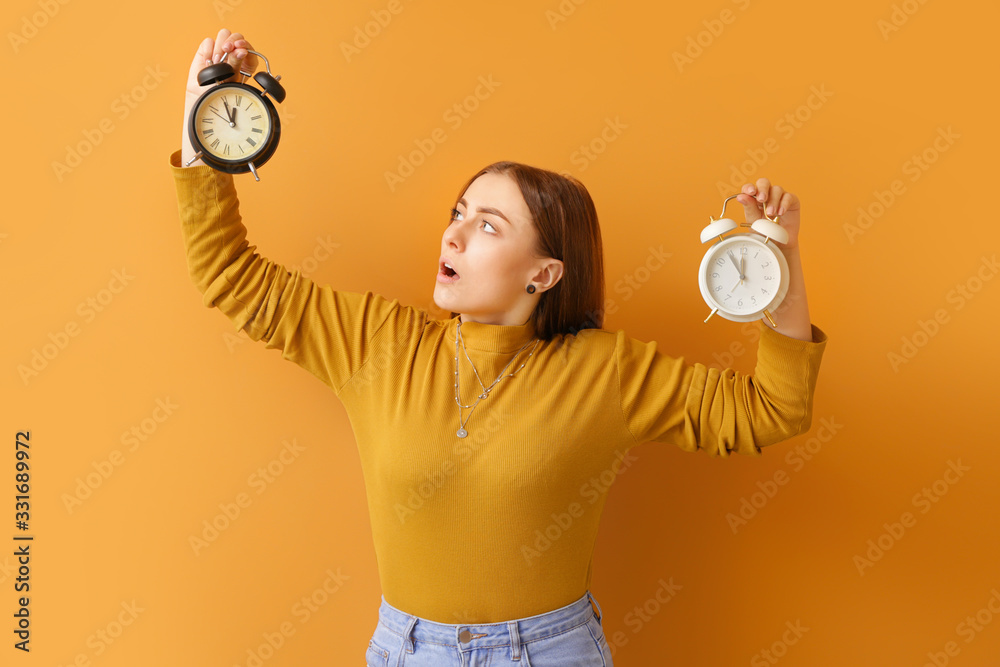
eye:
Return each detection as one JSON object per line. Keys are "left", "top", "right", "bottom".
{"left": 449, "top": 208, "right": 498, "bottom": 234}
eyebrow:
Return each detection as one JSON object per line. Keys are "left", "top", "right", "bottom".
{"left": 457, "top": 197, "right": 511, "bottom": 227}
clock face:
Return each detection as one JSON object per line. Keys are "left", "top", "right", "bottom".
{"left": 193, "top": 84, "right": 272, "bottom": 162}
{"left": 700, "top": 235, "right": 788, "bottom": 320}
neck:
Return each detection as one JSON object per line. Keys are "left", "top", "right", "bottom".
{"left": 450, "top": 314, "right": 537, "bottom": 353}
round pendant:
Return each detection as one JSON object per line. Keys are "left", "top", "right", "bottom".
{"left": 457, "top": 428, "right": 468, "bottom": 438}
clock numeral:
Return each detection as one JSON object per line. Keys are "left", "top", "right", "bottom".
{"left": 252, "top": 127, "right": 263, "bottom": 133}
{"left": 203, "top": 128, "right": 214, "bottom": 136}
{"left": 238, "top": 144, "right": 245, "bottom": 154}
{"left": 737, "top": 299, "right": 743, "bottom": 307}
{"left": 764, "top": 275, "right": 773, "bottom": 281}
{"left": 724, "top": 294, "right": 731, "bottom": 301}
{"left": 202, "top": 118, "right": 213, "bottom": 124}
{"left": 761, "top": 261, "right": 770, "bottom": 268}
{"left": 754, "top": 250, "right": 760, "bottom": 259}
{"left": 209, "top": 105, "right": 220, "bottom": 114}
{"left": 714, "top": 285, "right": 722, "bottom": 292}
{"left": 711, "top": 272, "right": 719, "bottom": 278}
{"left": 251, "top": 114, "right": 262, "bottom": 120}
{"left": 751, "top": 296, "right": 757, "bottom": 305}
{"left": 235, "top": 95, "right": 243, "bottom": 106}
{"left": 761, "top": 288, "right": 770, "bottom": 296}
{"left": 210, "top": 138, "right": 220, "bottom": 149}
{"left": 246, "top": 137, "right": 257, "bottom": 147}
{"left": 716, "top": 258, "right": 725, "bottom": 266}
{"left": 223, "top": 144, "right": 230, "bottom": 155}
{"left": 740, "top": 245, "right": 747, "bottom": 254}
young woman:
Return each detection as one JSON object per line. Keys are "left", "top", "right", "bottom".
{"left": 172, "top": 29, "right": 828, "bottom": 667}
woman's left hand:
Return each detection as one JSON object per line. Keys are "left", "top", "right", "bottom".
{"left": 736, "top": 178, "right": 800, "bottom": 251}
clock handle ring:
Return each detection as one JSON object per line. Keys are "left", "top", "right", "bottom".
{"left": 237, "top": 49, "right": 286, "bottom": 103}
{"left": 718, "top": 193, "right": 741, "bottom": 220}
{"left": 241, "top": 50, "right": 274, "bottom": 76}
{"left": 725, "top": 189, "right": 782, "bottom": 224}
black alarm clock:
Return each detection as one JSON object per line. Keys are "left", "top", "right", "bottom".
{"left": 185, "top": 49, "right": 286, "bottom": 181}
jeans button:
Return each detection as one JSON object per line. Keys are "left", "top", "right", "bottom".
{"left": 458, "top": 630, "right": 472, "bottom": 643}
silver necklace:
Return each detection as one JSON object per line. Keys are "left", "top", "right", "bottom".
{"left": 453, "top": 320, "right": 540, "bottom": 438}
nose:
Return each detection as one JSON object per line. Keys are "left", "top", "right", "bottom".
{"left": 442, "top": 217, "right": 468, "bottom": 250}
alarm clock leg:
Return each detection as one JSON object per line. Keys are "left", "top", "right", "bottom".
{"left": 762, "top": 309, "right": 777, "bottom": 327}
{"left": 248, "top": 162, "right": 260, "bottom": 182}
{"left": 704, "top": 308, "right": 718, "bottom": 323}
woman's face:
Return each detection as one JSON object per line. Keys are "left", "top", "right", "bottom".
{"left": 433, "top": 171, "right": 559, "bottom": 326}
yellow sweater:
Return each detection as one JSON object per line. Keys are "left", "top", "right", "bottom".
{"left": 168, "top": 149, "right": 829, "bottom": 623}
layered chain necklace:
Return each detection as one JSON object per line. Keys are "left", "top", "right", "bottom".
{"left": 453, "top": 319, "right": 540, "bottom": 438}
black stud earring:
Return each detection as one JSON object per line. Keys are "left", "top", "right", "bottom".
{"left": 526, "top": 284, "right": 536, "bottom": 294}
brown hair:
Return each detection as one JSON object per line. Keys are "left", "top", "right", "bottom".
{"left": 447, "top": 161, "right": 606, "bottom": 340}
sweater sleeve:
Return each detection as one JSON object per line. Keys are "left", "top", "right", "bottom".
{"left": 615, "top": 322, "right": 829, "bottom": 457}
{"left": 168, "top": 149, "right": 400, "bottom": 395}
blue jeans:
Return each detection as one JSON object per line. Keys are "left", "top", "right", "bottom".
{"left": 365, "top": 590, "right": 614, "bottom": 666}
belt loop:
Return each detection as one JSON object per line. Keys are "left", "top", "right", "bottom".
{"left": 402, "top": 614, "right": 417, "bottom": 654}
{"left": 587, "top": 591, "right": 603, "bottom": 622}
{"left": 507, "top": 620, "right": 521, "bottom": 661}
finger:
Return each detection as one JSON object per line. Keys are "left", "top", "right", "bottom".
{"left": 219, "top": 33, "right": 258, "bottom": 79}
{"left": 754, "top": 177, "right": 772, "bottom": 206}
{"left": 738, "top": 182, "right": 761, "bottom": 205}
{"left": 776, "top": 192, "right": 798, "bottom": 216}
{"left": 738, "top": 183, "right": 765, "bottom": 221}
{"left": 212, "top": 28, "right": 232, "bottom": 63}
{"left": 222, "top": 32, "right": 243, "bottom": 66}
{"left": 231, "top": 37, "right": 259, "bottom": 74}
{"left": 188, "top": 37, "right": 214, "bottom": 81}
{"left": 764, "top": 185, "right": 784, "bottom": 217}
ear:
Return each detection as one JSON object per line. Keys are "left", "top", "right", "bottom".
{"left": 531, "top": 259, "right": 564, "bottom": 292}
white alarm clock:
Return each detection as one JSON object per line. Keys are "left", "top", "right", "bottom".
{"left": 698, "top": 193, "right": 790, "bottom": 326}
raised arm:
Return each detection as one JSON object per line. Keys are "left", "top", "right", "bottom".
{"left": 616, "top": 322, "right": 828, "bottom": 457}
{"left": 170, "top": 30, "right": 403, "bottom": 395}
{"left": 617, "top": 177, "right": 828, "bottom": 456}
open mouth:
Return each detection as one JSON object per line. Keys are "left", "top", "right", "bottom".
{"left": 439, "top": 259, "right": 461, "bottom": 281}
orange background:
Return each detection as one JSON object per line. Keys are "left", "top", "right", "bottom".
{"left": 3, "top": 0, "right": 998, "bottom": 665}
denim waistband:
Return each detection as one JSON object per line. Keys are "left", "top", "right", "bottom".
{"left": 376, "top": 590, "right": 604, "bottom": 656}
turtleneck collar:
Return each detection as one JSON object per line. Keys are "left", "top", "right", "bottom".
{"left": 446, "top": 314, "right": 538, "bottom": 353}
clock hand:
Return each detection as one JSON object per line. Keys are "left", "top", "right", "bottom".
{"left": 210, "top": 108, "right": 234, "bottom": 126}
{"left": 727, "top": 250, "right": 742, "bottom": 275}
{"left": 739, "top": 254, "right": 745, "bottom": 284}
{"left": 223, "top": 99, "right": 235, "bottom": 124}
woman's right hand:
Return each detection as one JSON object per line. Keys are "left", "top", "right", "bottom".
{"left": 181, "top": 28, "right": 259, "bottom": 167}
